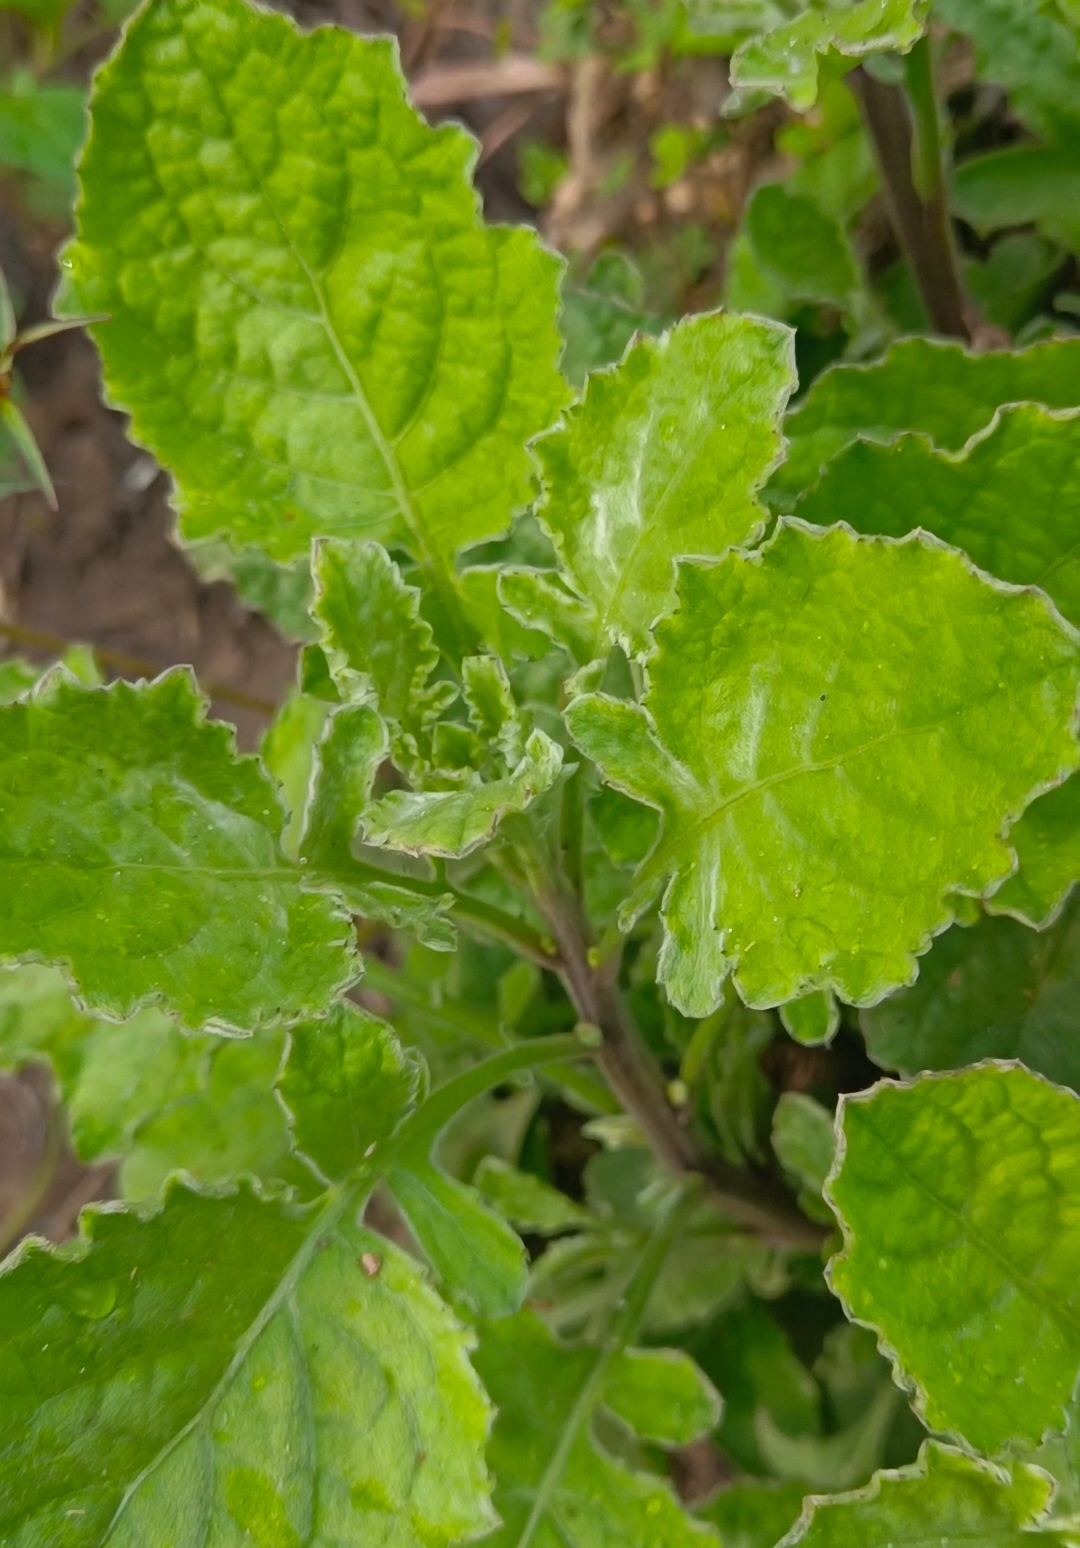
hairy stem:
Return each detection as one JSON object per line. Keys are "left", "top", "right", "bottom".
{"left": 534, "top": 878, "right": 828, "bottom": 1252}
{"left": 850, "top": 49, "right": 970, "bottom": 340}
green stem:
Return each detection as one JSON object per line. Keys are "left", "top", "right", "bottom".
{"left": 513, "top": 1184, "right": 700, "bottom": 1548}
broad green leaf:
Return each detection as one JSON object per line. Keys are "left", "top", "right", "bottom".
{"left": 278, "top": 999, "right": 419, "bottom": 1182}
{"left": 0, "top": 962, "right": 298, "bottom": 1199}
{"left": 994, "top": 776, "right": 1080, "bottom": 926}
{"left": 773, "top": 336, "right": 1080, "bottom": 505}
{"left": 474, "top": 1309, "right": 721, "bottom": 1548}
{"left": 952, "top": 146, "right": 1080, "bottom": 254}
{"left": 294, "top": 701, "right": 459, "bottom": 949}
{"left": 474, "top": 1154, "right": 593, "bottom": 1234}
{"left": 0, "top": 74, "right": 85, "bottom": 199}
{"left": 0, "top": 1179, "right": 495, "bottom": 1546}
{"left": 567, "top": 522, "right": 1080, "bottom": 1016}
{"left": 935, "top": 0, "right": 1080, "bottom": 143}
{"left": 782, "top": 1441, "right": 1072, "bottom": 1548}
{"left": 602, "top": 1346, "right": 722, "bottom": 1444}
{"left": 741, "top": 183, "right": 859, "bottom": 309}
{"left": 362, "top": 728, "right": 564, "bottom": 858}
{"left": 796, "top": 406, "right": 1080, "bottom": 626}
{"left": 828, "top": 1064, "right": 1080, "bottom": 1454}
{"left": 313, "top": 540, "right": 455, "bottom": 772}
{"left": 696, "top": 1479, "right": 806, "bottom": 1548}
{"left": 861, "top": 898, "right": 1080, "bottom": 1089}
{"left": 726, "top": 0, "right": 928, "bottom": 113}
{"left": 534, "top": 311, "right": 795, "bottom": 659}
{"left": 0, "top": 671, "right": 356, "bottom": 1030}
{"left": 63, "top": 0, "right": 568, "bottom": 594}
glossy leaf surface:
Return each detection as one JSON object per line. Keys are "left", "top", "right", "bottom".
{"left": 829, "top": 1065, "right": 1080, "bottom": 1454}
{"left": 567, "top": 522, "right": 1080, "bottom": 1015}
{"left": 535, "top": 311, "right": 795, "bottom": 658}
{"left": 726, "top": 0, "right": 927, "bottom": 112}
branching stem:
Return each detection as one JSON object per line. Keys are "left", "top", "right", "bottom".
{"left": 532, "top": 875, "right": 828, "bottom": 1252}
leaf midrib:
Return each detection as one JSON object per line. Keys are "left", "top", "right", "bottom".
{"left": 105, "top": 1184, "right": 355, "bottom": 1539}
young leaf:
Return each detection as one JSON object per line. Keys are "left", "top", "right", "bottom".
{"left": 312, "top": 541, "right": 456, "bottom": 773}
{"left": 0, "top": 1180, "right": 495, "bottom": 1546}
{"left": 828, "top": 1064, "right": 1080, "bottom": 1455}
{"left": 294, "top": 702, "right": 459, "bottom": 950}
{"left": 782, "top": 1441, "right": 1074, "bottom": 1548}
{"left": 861, "top": 898, "right": 1080, "bottom": 1090}
{"left": 278, "top": 999, "right": 420, "bottom": 1182}
{"left": 567, "top": 522, "right": 1080, "bottom": 1016}
{"left": 796, "top": 406, "right": 1080, "bottom": 626}
{"left": 361, "top": 729, "right": 564, "bottom": 858}
{"left": 473, "top": 1309, "right": 721, "bottom": 1548}
{"left": 0, "top": 671, "right": 357, "bottom": 1030}
{"left": 774, "top": 336, "right": 1080, "bottom": 505}
{"left": 62, "top": 0, "right": 568, "bottom": 593}
{"left": 725, "top": 0, "right": 928, "bottom": 114}
{"left": 534, "top": 311, "right": 795, "bottom": 659}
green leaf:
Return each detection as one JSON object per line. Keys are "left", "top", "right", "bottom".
{"left": 278, "top": 999, "right": 419, "bottom": 1182}
{"left": 795, "top": 406, "right": 1080, "bottom": 627}
{"left": 558, "top": 251, "right": 665, "bottom": 390}
{"left": 361, "top": 728, "right": 564, "bottom": 858}
{"left": 0, "top": 1179, "right": 495, "bottom": 1546}
{"left": 781, "top": 1441, "right": 1073, "bottom": 1548}
{"left": 780, "top": 989, "right": 840, "bottom": 1047}
{"left": 772, "top": 1092, "right": 836, "bottom": 1199}
{"left": 0, "top": 671, "right": 356, "bottom": 1030}
{"left": 0, "top": 657, "right": 43, "bottom": 704}
{"left": 935, "top": 0, "right": 1080, "bottom": 143}
{"left": 535, "top": 311, "right": 795, "bottom": 659}
{"left": 0, "top": 962, "right": 298, "bottom": 1199}
{"left": 566, "top": 521, "right": 1080, "bottom": 1016}
{"left": 741, "top": 183, "right": 860, "bottom": 308}
{"left": 289, "top": 700, "right": 459, "bottom": 949}
{"left": 861, "top": 898, "right": 1080, "bottom": 1089}
{"left": 313, "top": 541, "right": 455, "bottom": 773}
{"left": 474, "top": 1154, "right": 593, "bottom": 1234}
{"left": 0, "top": 74, "right": 85, "bottom": 199}
{"left": 62, "top": 0, "right": 568, "bottom": 599}
{"left": 828, "top": 1064, "right": 1080, "bottom": 1454}
{"left": 261, "top": 691, "right": 331, "bottom": 858}
{"left": 474, "top": 1309, "right": 721, "bottom": 1548}
{"left": 952, "top": 145, "right": 1080, "bottom": 254}
{"left": 602, "top": 1346, "right": 722, "bottom": 1444}
{"left": 993, "top": 775, "right": 1080, "bottom": 927}
{"left": 726, "top": 0, "right": 928, "bottom": 113}
{"left": 696, "top": 1478, "right": 806, "bottom": 1548}
{"left": 753, "top": 1382, "right": 900, "bottom": 1492}
{"left": 388, "top": 1157, "right": 529, "bottom": 1318}
{"left": 774, "top": 336, "right": 1080, "bottom": 506}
